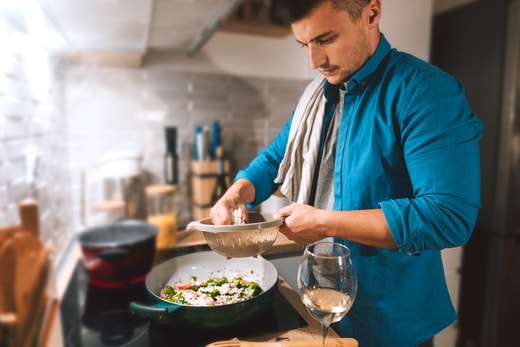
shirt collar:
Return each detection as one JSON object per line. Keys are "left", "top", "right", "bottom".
{"left": 322, "top": 34, "right": 391, "bottom": 100}
{"left": 350, "top": 33, "right": 391, "bottom": 89}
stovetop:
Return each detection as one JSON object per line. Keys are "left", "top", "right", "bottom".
{"left": 60, "top": 256, "right": 307, "bottom": 347}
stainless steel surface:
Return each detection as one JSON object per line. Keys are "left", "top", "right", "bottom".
{"left": 36, "top": 0, "right": 242, "bottom": 55}
{"left": 482, "top": 1, "right": 520, "bottom": 345}
{"left": 432, "top": 1, "right": 520, "bottom": 346}
{"left": 492, "top": 0, "right": 520, "bottom": 237}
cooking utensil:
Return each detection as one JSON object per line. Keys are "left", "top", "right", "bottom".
{"left": 0, "top": 199, "right": 52, "bottom": 347}
{"left": 10, "top": 232, "right": 50, "bottom": 346}
{"left": 0, "top": 238, "right": 17, "bottom": 347}
{"left": 205, "top": 337, "right": 359, "bottom": 347}
{"left": 78, "top": 219, "right": 157, "bottom": 286}
{"left": 187, "top": 211, "right": 283, "bottom": 258}
{"left": 129, "top": 250, "right": 278, "bottom": 328}
{"left": 211, "top": 120, "right": 221, "bottom": 158}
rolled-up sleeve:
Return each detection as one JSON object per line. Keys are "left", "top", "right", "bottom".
{"left": 380, "top": 69, "right": 482, "bottom": 254}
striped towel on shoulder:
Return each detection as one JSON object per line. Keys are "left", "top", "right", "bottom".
{"left": 274, "top": 76, "right": 327, "bottom": 203}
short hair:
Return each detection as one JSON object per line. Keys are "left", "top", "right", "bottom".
{"left": 287, "top": 0, "right": 371, "bottom": 23}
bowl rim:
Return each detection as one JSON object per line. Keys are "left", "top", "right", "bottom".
{"left": 187, "top": 211, "right": 283, "bottom": 233}
{"left": 147, "top": 250, "right": 279, "bottom": 308}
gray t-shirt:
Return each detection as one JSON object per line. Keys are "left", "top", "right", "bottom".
{"left": 313, "top": 88, "right": 345, "bottom": 209}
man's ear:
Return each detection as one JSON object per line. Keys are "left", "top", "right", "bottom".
{"left": 367, "top": 0, "right": 382, "bottom": 25}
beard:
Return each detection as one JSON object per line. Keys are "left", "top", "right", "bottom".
{"left": 324, "top": 27, "right": 373, "bottom": 85}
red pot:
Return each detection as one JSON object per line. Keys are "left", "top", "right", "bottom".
{"left": 78, "top": 219, "right": 157, "bottom": 288}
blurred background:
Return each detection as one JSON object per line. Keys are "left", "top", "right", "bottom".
{"left": 0, "top": 0, "right": 517, "bottom": 346}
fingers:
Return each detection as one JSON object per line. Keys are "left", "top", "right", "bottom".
{"left": 210, "top": 201, "right": 249, "bottom": 225}
{"left": 276, "top": 204, "right": 323, "bottom": 244}
{"left": 274, "top": 202, "right": 296, "bottom": 219}
{"left": 209, "top": 206, "right": 231, "bottom": 225}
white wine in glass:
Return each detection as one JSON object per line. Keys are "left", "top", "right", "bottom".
{"left": 298, "top": 241, "right": 357, "bottom": 347}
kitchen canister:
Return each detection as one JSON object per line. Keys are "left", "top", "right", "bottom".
{"left": 146, "top": 184, "right": 177, "bottom": 249}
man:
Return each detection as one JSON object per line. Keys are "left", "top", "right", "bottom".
{"left": 210, "top": 0, "right": 482, "bottom": 346}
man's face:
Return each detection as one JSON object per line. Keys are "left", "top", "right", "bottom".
{"left": 291, "top": 1, "right": 377, "bottom": 85}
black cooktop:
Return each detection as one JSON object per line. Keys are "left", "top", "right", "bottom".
{"left": 61, "top": 255, "right": 307, "bottom": 347}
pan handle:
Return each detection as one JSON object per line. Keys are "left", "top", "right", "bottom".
{"left": 128, "top": 301, "right": 179, "bottom": 319}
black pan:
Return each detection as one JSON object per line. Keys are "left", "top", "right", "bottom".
{"left": 129, "top": 250, "right": 278, "bottom": 329}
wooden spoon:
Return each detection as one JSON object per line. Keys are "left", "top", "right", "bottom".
{"left": 10, "top": 232, "right": 48, "bottom": 347}
{"left": 0, "top": 238, "right": 19, "bottom": 347}
{"left": 205, "top": 337, "right": 358, "bottom": 347}
{"left": 18, "top": 199, "right": 40, "bottom": 237}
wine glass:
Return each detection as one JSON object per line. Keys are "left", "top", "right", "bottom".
{"left": 297, "top": 241, "right": 357, "bottom": 347}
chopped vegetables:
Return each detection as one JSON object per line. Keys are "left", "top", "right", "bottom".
{"left": 160, "top": 274, "right": 262, "bottom": 306}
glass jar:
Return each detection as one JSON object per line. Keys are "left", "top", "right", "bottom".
{"left": 146, "top": 184, "right": 177, "bottom": 249}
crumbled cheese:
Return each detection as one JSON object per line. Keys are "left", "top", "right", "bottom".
{"left": 232, "top": 208, "right": 245, "bottom": 225}
{"left": 159, "top": 274, "right": 262, "bottom": 306}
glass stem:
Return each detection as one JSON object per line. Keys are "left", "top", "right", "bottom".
{"left": 322, "top": 323, "right": 329, "bottom": 347}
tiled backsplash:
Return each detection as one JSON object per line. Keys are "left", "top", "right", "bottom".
{"left": 64, "top": 64, "right": 308, "bottom": 226}
{"left": 1, "top": 28, "right": 309, "bottom": 265}
{"left": 0, "top": 26, "right": 74, "bottom": 258}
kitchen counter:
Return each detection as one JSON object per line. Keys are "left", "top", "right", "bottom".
{"left": 45, "top": 230, "right": 343, "bottom": 346}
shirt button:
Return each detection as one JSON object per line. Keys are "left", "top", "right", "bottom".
{"left": 361, "top": 80, "right": 367, "bottom": 87}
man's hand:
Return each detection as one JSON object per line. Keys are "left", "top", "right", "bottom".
{"left": 210, "top": 192, "right": 249, "bottom": 225}
{"left": 209, "top": 178, "right": 256, "bottom": 225}
{"left": 275, "top": 203, "right": 329, "bottom": 244}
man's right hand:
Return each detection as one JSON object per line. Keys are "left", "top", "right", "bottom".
{"left": 209, "top": 178, "right": 256, "bottom": 225}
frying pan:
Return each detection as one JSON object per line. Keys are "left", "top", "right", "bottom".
{"left": 129, "top": 251, "right": 279, "bottom": 329}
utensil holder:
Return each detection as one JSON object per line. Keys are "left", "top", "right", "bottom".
{"left": 191, "top": 160, "right": 230, "bottom": 220}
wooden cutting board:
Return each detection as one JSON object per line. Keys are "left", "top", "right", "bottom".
{"left": 0, "top": 237, "right": 18, "bottom": 346}
{"left": 0, "top": 199, "right": 51, "bottom": 347}
{"left": 205, "top": 337, "right": 359, "bottom": 346}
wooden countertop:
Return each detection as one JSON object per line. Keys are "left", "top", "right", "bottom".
{"left": 251, "top": 276, "right": 341, "bottom": 342}
{"left": 156, "top": 229, "right": 342, "bottom": 343}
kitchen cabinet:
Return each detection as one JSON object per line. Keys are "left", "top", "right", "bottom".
{"left": 221, "top": 0, "right": 291, "bottom": 37}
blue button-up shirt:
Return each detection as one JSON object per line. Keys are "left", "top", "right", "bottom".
{"left": 235, "top": 35, "right": 482, "bottom": 346}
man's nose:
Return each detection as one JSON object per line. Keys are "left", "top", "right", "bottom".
{"left": 308, "top": 46, "right": 327, "bottom": 69}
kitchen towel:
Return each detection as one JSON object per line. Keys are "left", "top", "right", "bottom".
{"left": 274, "top": 75, "right": 326, "bottom": 204}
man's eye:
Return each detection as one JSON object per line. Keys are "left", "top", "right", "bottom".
{"left": 300, "top": 43, "right": 308, "bottom": 48}
{"left": 317, "top": 37, "right": 333, "bottom": 45}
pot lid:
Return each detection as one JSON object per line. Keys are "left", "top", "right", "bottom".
{"left": 78, "top": 219, "right": 157, "bottom": 247}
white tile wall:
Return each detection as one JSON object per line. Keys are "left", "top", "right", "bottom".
{"left": 3, "top": 54, "right": 301, "bottom": 262}
{"left": 0, "top": 26, "right": 75, "bottom": 257}
{"left": 62, "top": 63, "right": 309, "bottom": 229}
